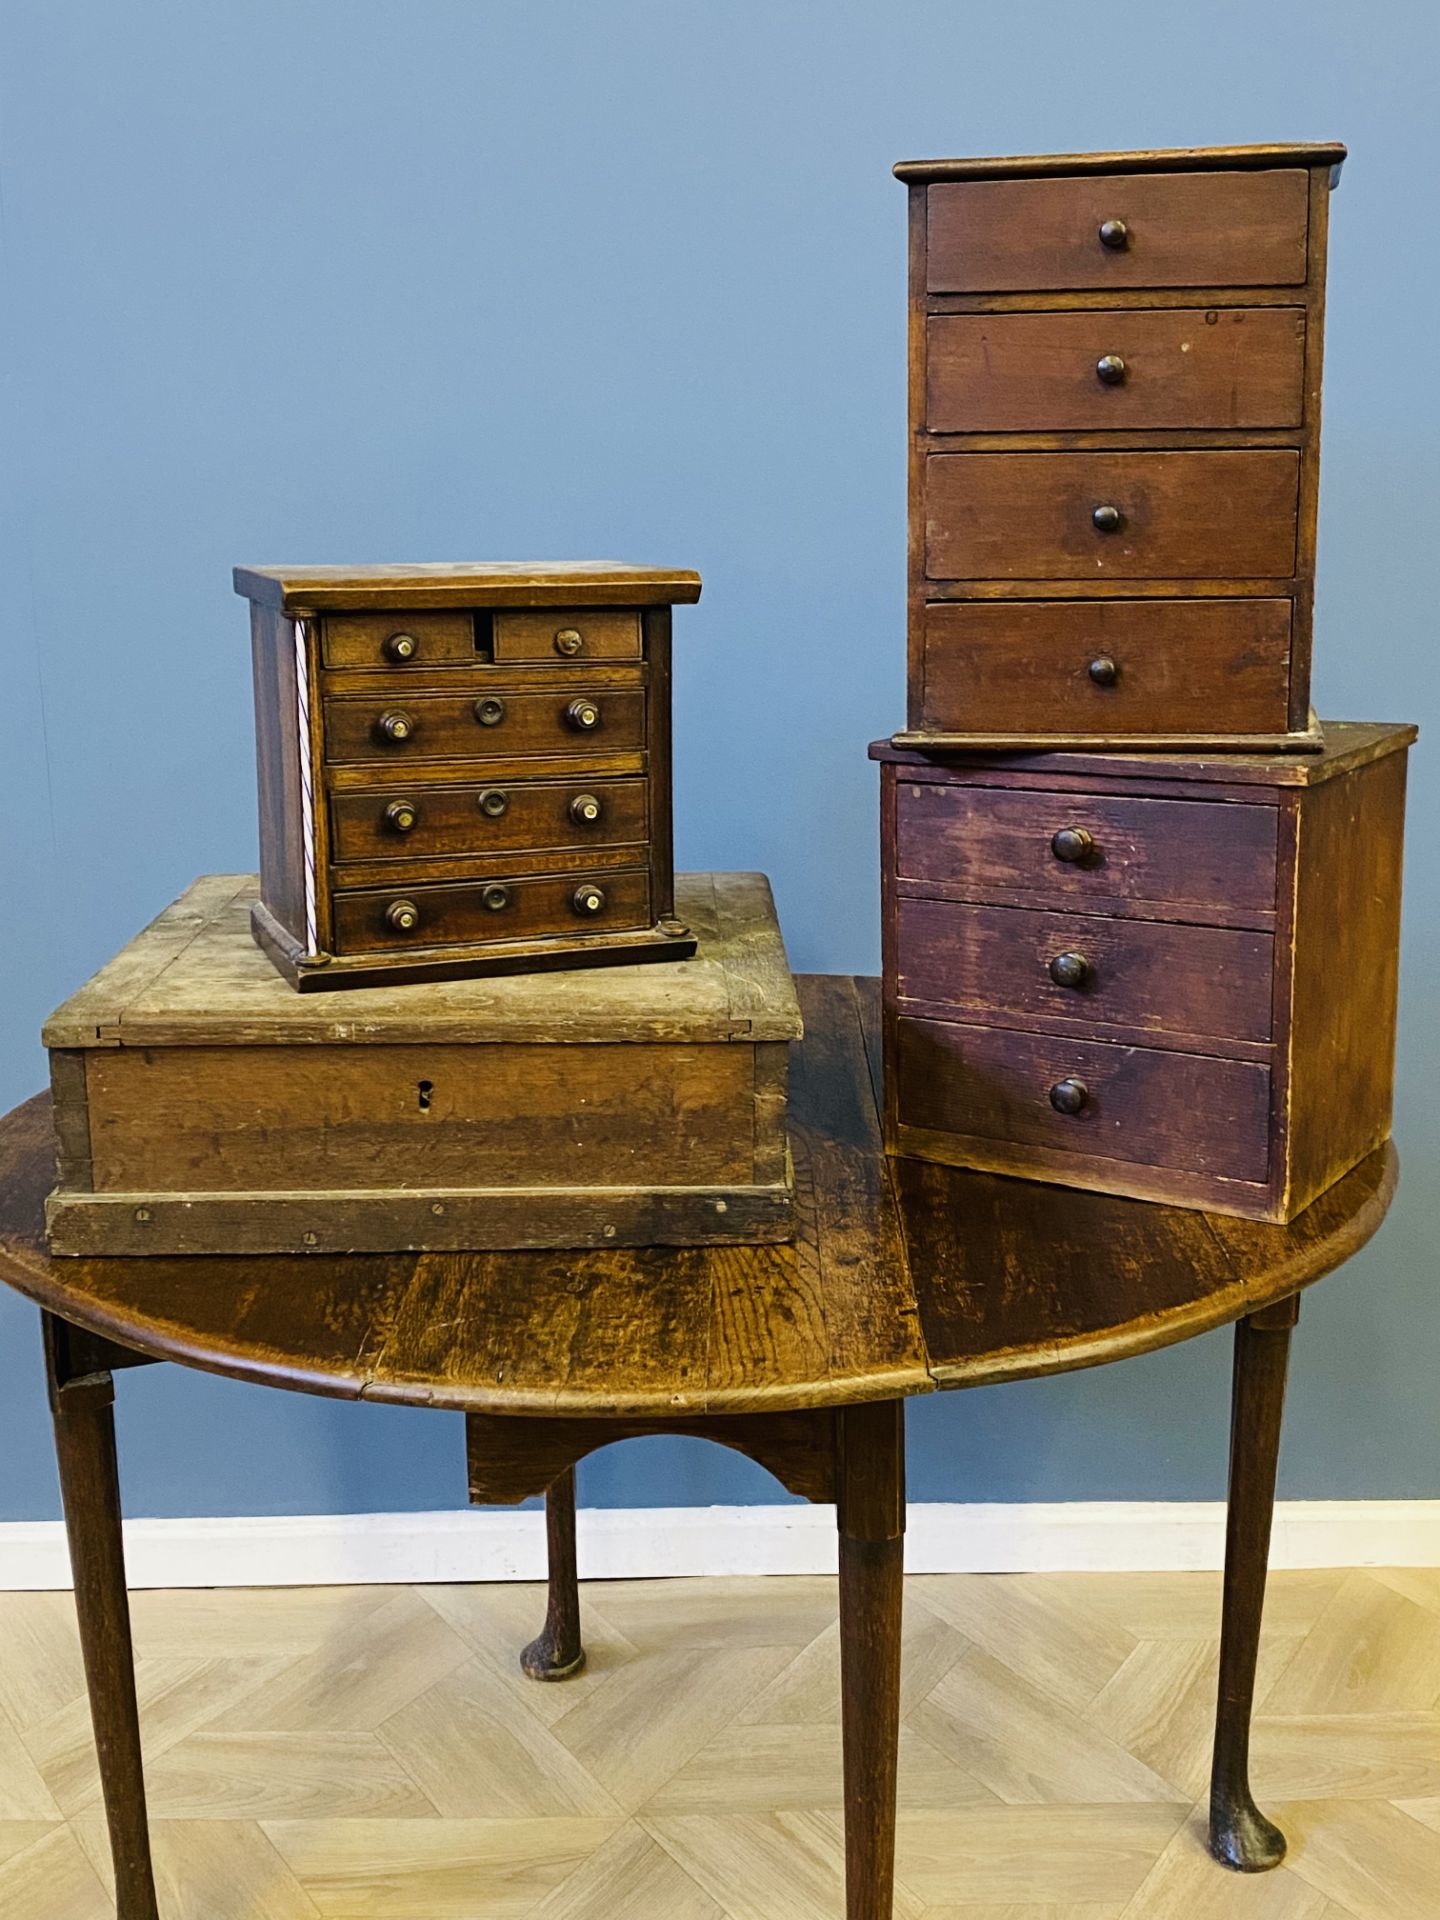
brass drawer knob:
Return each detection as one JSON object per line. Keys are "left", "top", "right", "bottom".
{"left": 385, "top": 898, "right": 420, "bottom": 933}
{"left": 1098, "top": 218, "right": 1129, "bottom": 250}
{"left": 1092, "top": 504, "right": 1124, "bottom": 533}
{"left": 565, "top": 697, "right": 601, "bottom": 732}
{"left": 569, "top": 792, "right": 603, "bottom": 826}
{"left": 573, "top": 883, "right": 606, "bottom": 916}
{"left": 384, "top": 799, "right": 419, "bottom": 833}
{"left": 1051, "top": 826, "right": 1095, "bottom": 864}
{"left": 554, "top": 627, "right": 584, "bottom": 657}
{"left": 377, "top": 709, "right": 415, "bottom": 743}
{"left": 477, "top": 788, "right": 509, "bottom": 818}
{"left": 1095, "top": 354, "right": 1127, "bottom": 385}
{"left": 482, "top": 884, "right": 513, "bottom": 912}
{"left": 383, "top": 631, "right": 418, "bottom": 662}
{"left": 1048, "top": 950, "right": 1092, "bottom": 989}
{"left": 1088, "top": 655, "right": 1119, "bottom": 687}
{"left": 474, "top": 697, "right": 506, "bottom": 727}
{"left": 1049, "top": 1076, "right": 1090, "bottom": 1116}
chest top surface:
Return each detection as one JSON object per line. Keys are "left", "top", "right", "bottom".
{"left": 894, "top": 142, "right": 1347, "bottom": 184}
{"left": 234, "top": 563, "right": 703, "bottom": 613}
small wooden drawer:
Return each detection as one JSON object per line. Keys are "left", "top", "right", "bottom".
{"left": 918, "top": 598, "right": 1293, "bottom": 736}
{"left": 321, "top": 687, "right": 646, "bottom": 765}
{"left": 926, "top": 308, "right": 1306, "bottom": 433}
{"left": 925, "top": 450, "right": 1300, "bottom": 581}
{"left": 896, "top": 896, "right": 1275, "bottom": 1045}
{"left": 894, "top": 778, "right": 1279, "bottom": 921}
{"left": 493, "top": 609, "right": 642, "bottom": 663}
{"left": 925, "top": 168, "right": 1311, "bottom": 293}
{"left": 894, "top": 1015, "right": 1272, "bottom": 1183}
{"left": 329, "top": 775, "right": 649, "bottom": 865}
{"left": 320, "top": 612, "right": 482, "bottom": 670}
{"left": 332, "top": 867, "right": 652, "bottom": 955}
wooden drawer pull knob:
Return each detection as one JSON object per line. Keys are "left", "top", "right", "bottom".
{"left": 569, "top": 793, "right": 603, "bottom": 826}
{"left": 1088, "top": 655, "right": 1119, "bottom": 687}
{"left": 1095, "top": 354, "right": 1127, "bottom": 385}
{"left": 1049, "top": 1076, "right": 1089, "bottom": 1116}
{"left": 1051, "top": 826, "right": 1095, "bottom": 864}
{"left": 477, "top": 789, "right": 509, "bottom": 818}
{"left": 384, "top": 799, "right": 419, "bottom": 833}
{"left": 1092, "top": 503, "right": 1125, "bottom": 533}
{"left": 377, "top": 709, "right": 415, "bottom": 743}
{"left": 385, "top": 899, "right": 420, "bottom": 933}
{"left": 565, "top": 698, "right": 602, "bottom": 732}
{"left": 572, "top": 884, "right": 606, "bottom": 916}
{"left": 474, "top": 697, "right": 507, "bottom": 727}
{"left": 482, "top": 884, "right": 513, "bottom": 912}
{"left": 383, "top": 631, "right": 418, "bottom": 662}
{"left": 553, "top": 627, "right": 584, "bottom": 657}
{"left": 1098, "top": 218, "right": 1129, "bottom": 250}
{"left": 1047, "top": 951, "right": 1092, "bottom": 989}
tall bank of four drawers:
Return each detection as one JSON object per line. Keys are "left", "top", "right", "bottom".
{"left": 895, "top": 144, "right": 1346, "bottom": 750}
{"left": 873, "top": 725, "right": 1413, "bottom": 1222}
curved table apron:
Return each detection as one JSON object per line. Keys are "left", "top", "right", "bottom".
{"left": 0, "top": 975, "right": 1399, "bottom": 1920}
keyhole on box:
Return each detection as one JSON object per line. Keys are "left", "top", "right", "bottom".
{"left": 417, "top": 1080, "right": 434, "bottom": 1112}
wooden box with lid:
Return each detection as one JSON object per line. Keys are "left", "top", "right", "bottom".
{"left": 237, "top": 562, "right": 700, "bottom": 990}
{"left": 43, "top": 871, "right": 800, "bottom": 1255}
{"left": 872, "top": 723, "right": 1414, "bottom": 1222}
{"left": 895, "top": 142, "right": 1345, "bottom": 753}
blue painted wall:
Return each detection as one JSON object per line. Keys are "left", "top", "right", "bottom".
{"left": 1, "top": 0, "right": 1435, "bottom": 1523}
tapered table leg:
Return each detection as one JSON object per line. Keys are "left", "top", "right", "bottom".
{"left": 47, "top": 1337, "right": 159, "bottom": 1920}
{"left": 522, "top": 1466, "right": 587, "bottom": 1681}
{"left": 838, "top": 1400, "right": 905, "bottom": 1920}
{"left": 1210, "top": 1294, "right": 1298, "bottom": 1872}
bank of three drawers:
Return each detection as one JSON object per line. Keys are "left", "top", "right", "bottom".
{"left": 237, "top": 564, "right": 700, "bottom": 989}
{"left": 896, "top": 143, "right": 1347, "bottom": 751}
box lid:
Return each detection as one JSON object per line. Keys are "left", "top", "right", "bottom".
{"left": 869, "top": 721, "right": 1417, "bottom": 789}
{"left": 234, "top": 562, "right": 703, "bottom": 614}
{"left": 45, "top": 873, "right": 801, "bottom": 1050}
{"left": 894, "top": 142, "right": 1347, "bottom": 186}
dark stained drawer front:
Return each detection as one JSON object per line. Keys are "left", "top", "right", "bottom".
{"left": 329, "top": 775, "right": 649, "bottom": 865}
{"left": 896, "top": 896, "right": 1275, "bottom": 1044}
{"left": 895, "top": 779, "right": 1279, "bottom": 919}
{"left": 333, "top": 868, "right": 652, "bottom": 955}
{"left": 493, "top": 608, "right": 642, "bottom": 663}
{"left": 925, "top": 169, "right": 1310, "bottom": 293}
{"left": 925, "top": 450, "right": 1300, "bottom": 581}
{"left": 322, "top": 688, "right": 646, "bottom": 765}
{"left": 321, "top": 611, "right": 482, "bottom": 670}
{"left": 918, "top": 598, "right": 1293, "bottom": 735}
{"left": 926, "top": 308, "right": 1306, "bottom": 433}
{"left": 895, "top": 1016, "right": 1272, "bottom": 1182}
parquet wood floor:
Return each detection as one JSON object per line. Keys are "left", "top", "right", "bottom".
{"left": 1, "top": 1569, "right": 1437, "bottom": 1917}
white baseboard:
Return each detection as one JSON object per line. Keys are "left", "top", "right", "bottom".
{"left": 2, "top": 1501, "right": 1437, "bottom": 1593}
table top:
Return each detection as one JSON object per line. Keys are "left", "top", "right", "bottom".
{"left": 0, "top": 977, "right": 1397, "bottom": 1418}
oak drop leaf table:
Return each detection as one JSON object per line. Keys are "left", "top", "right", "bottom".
{"left": 0, "top": 977, "right": 1397, "bottom": 1920}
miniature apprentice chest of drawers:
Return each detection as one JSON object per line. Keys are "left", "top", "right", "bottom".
{"left": 237, "top": 562, "right": 700, "bottom": 989}
{"left": 43, "top": 872, "right": 800, "bottom": 1255}
{"left": 895, "top": 143, "right": 1345, "bottom": 752}
{"left": 873, "top": 723, "right": 1413, "bottom": 1222}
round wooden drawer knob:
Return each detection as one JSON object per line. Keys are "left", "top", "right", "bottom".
{"left": 1051, "top": 826, "right": 1095, "bottom": 864}
{"left": 377, "top": 709, "right": 415, "bottom": 743}
{"left": 482, "top": 884, "right": 513, "bottom": 912}
{"left": 1049, "top": 1077, "right": 1089, "bottom": 1116}
{"left": 1098, "top": 218, "right": 1129, "bottom": 250}
{"left": 553, "top": 627, "right": 584, "bottom": 657}
{"left": 385, "top": 899, "right": 420, "bottom": 933}
{"left": 383, "top": 632, "right": 418, "bottom": 662}
{"left": 1092, "top": 504, "right": 1124, "bottom": 533}
{"left": 1088, "top": 655, "right": 1119, "bottom": 687}
{"left": 1095, "top": 354, "right": 1127, "bottom": 385}
{"left": 385, "top": 799, "right": 419, "bottom": 833}
{"left": 569, "top": 793, "right": 602, "bottom": 826}
{"left": 573, "top": 884, "right": 606, "bottom": 916}
{"left": 1048, "top": 951, "right": 1092, "bottom": 989}
{"left": 474, "top": 697, "right": 507, "bottom": 727}
{"left": 477, "top": 789, "right": 509, "bottom": 818}
{"left": 565, "top": 698, "right": 601, "bottom": 732}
